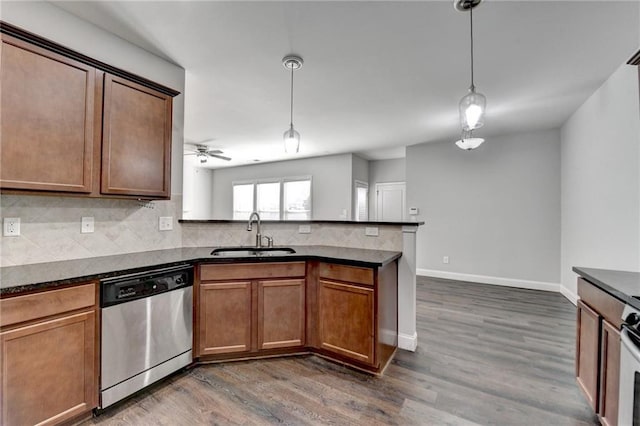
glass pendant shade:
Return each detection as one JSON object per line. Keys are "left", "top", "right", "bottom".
{"left": 455, "top": 129, "right": 484, "bottom": 150}
{"left": 283, "top": 125, "right": 300, "bottom": 153}
{"left": 459, "top": 87, "right": 486, "bottom": 131}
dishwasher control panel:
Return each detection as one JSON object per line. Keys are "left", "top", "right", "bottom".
{"left": 101, "top": 265, "right": 193, "bottom": 307}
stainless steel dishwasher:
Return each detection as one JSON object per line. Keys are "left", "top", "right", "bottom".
{"left": 100, "top": 265, "right": 193, "bottom": 409}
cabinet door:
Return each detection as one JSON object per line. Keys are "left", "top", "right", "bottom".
{"left": 101, "top": 73, "right": 172, "bottom": 198}
{"left": 318, "top": 279, "right": 374, "bottom": 365}
{"left": 258, "top": 279, "right": 305, "bottom": 350}
{"left": 0, "top": 35, "right": 95, "bottom": 193}
{"left": 599, "top": 320, "right": 620, "bottom": 426}
{"left": 199, "top": 282, "right": 252, "bottom": 355}
{"left": 0, "top": 310, "right": 96, "bottom": 426}
{"left": 576, "top": 299, "right": 600, "bottom": 411}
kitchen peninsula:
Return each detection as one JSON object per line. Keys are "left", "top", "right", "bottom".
{"left": 1, "top": 244, "right": 404, "bottom": 425}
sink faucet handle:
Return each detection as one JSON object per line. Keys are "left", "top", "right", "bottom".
{"left": 263, "top": 235, "right": 274, "bottom": 248}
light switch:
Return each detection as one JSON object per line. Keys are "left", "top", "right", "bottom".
{"left": 298, "top": 224, "right": 311, "bottom": 234}
{"left": 159, "top": 216, "right": 173, "bottom": 231}
{"left": 81, "top": 217, "right": 94, "bottom": 233}
{"left": 3, "top": 217, "right": 20, "bottom": 237}
{"left": 365, "top": 227, "right": 379, "bottom": 237}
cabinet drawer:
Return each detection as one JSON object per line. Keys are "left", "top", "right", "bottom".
{"left": 319, "top": 263, "right": 374, "bottom": 286}
{"left": 577, "top": 278, "right": 625, "bottom": 328}
{"left": 0, "top": 283, "right": 96, "bottom": 328}
{"left": 200, "top": 262, "right": 305, "bottom": 281}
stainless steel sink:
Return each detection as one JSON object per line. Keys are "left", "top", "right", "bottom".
{"left": 210, "top": 247, "right": 296, "bottom": 257}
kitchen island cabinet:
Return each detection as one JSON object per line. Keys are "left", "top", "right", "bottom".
{"left": 196, "top": 262, "right": 306, "bottom": 357}
{"left": 0, "top": 282, "right": 98, "bottom": 426}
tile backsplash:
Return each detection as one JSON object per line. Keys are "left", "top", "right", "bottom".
{"left": 0, "top": 195, "right": 182, "bottom": 266}
{"left": 1, "top": 195, "right": 405, "bottom": 267}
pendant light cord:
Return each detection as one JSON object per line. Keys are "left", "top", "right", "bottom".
{"left": 289, "top": 66, "right": 294, "bottom": 127}
{"left": 469, "top": 4, "right": 475, "bottom": 91}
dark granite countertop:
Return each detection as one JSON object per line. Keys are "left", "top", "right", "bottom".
{"left": 573, "top": 266, "right": 640, "bottom": 310}
{"left": 1, "top": 245, "right": 401, "bottom": 296}
{"left": 180, "top": 219, "right": 424, "bottom": 226}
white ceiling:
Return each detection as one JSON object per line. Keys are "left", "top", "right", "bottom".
{"left": 54, "top": 1, "right": 639, "bottom": 168}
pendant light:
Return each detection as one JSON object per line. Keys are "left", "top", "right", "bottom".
{"left": 455, "top": 0, "right": 486, "bottom": 149}
{"left": 282, "top": 55, "right": 303, "bottom": 153}
{"left": 455, "top": 129, "right": 485, "bottom": 151}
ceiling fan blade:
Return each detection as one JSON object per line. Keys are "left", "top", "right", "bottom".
{"left": 184, "top": 152, "right": 197, "bottom": 156}
{"left": 208, "top": 153, "right": 231, "bottom": 161}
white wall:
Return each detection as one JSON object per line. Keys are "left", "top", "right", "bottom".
{"left": 209, "top": 154, "right": 353, "bottom": 220}
{"left": 182, "top": 165, "right": 213, "bottom": 219}
{"left": 368, "top": 158, "right": 406, "bottom": 216}
{"left": 560, "top": 63, "right": 640, "bottom": 298}
{"left": 407, "top": 129, "right": 561, "bottom": 285}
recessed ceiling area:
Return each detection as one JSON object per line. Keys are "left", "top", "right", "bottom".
{"left": 53, "top": 1, "right": 639, "bottom": 168}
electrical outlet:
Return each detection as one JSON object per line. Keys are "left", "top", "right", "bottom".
{"left": 365, "top": 227, "right": 379, "bottom": 237}
{"left": 159, "top": 216, "right": 173, "bottom": 231}
{"left": 443, "top": 256, "right": 450, "bottom": 264}
{"left": 81, "top": 217, "right": 94, "bottom": 233}
{"left": 3, "top": 217, "right": 20, "bottom": 237}
{"left": 298, "top": 224, "right": 311, "bottom": 234}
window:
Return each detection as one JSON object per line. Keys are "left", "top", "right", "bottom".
{"left": 233, "top": 183, "right": 254, "bottom": 220}
{"left": 256, "top": 182, "right": 280, "bottom": 220}
{"left": 283, "top": 179, "right": 311, "bottom": 220}
{"left": 354, "top": 180, "right": 369, "bottom": 221}
{"left": 233, "top": 177, "right": 311, "bottom": 220}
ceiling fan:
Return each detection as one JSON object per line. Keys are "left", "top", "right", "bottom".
{"left": 184, "top": 143, "right": 231, "bottom": 163}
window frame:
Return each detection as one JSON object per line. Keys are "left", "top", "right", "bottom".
{"left": 232, "top": 175, "right": 312, "bottom": 220}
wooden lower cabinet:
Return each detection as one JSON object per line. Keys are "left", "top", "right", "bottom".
{"left": 258, "top": 279, "right": 305, "bottom": 350}
{"left": 599, "top": 320, "right": 620, "bottom": 426}
{"left": 318, "top": 279, "right": 374, "bottom": 365}
{"left": 575, "top": 277, "right": 624, "bottom": 425}
{"left": 199, "top": 281, "right": 252, "bottom": 355}
{"left": 576, "top": 299, "right": 600, "bottom": 411}
{"left": 0, "top": 283, "right": 98, "bottom": 426}
{"left": 197, "top": 263, "right": 307, "bottom": 357}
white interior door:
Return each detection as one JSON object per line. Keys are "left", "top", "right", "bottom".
{"left": 375, "top": 182, "right": 406, "bottom": 221}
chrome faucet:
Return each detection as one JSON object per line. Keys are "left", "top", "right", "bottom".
{"left": 247, "top": 211, "right": 262, "bottom": 248}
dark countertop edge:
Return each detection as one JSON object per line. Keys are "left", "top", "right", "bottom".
{"left": 1, "top": 251, "right": 402, "bottom": 297}
{"left": 573, "top": 266, "right": 640, "bottom": 310}
{"left": 179, "top": 219, "right": 424, "bottom": 226}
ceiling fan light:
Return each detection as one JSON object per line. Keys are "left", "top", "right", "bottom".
{"left": 284, "top": 125, "right": 300, "bottom": 153}
{"left": 459, "top": 88, "right": 486, "bottom": 131}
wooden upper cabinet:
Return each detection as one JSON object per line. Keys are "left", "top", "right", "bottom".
{"left": 0, "top": 34, "right": 95, "bottom": 193}
{"left": 101, "top": 74, "right": 172, "bottom": 198}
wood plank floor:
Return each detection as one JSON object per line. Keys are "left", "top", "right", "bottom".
{"left": 82, "top": 276, "right": 599, "bottom": 425}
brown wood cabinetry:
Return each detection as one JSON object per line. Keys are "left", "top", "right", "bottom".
{"left": 0, "top": 35, "right": 96, "bottom": 193}
{"left": 576, "top": 278, "right": 624, "bottom": 426}
{"left": 258, "top": 279, "right": 305, "bottom": 350}
{"left": 101, "top": 74, "right": 172, "bottom": 198}
{"left": 199, "top": 281, "right": 252, "bottom": 355}
{"left": 195, "top": 260, "right": 398, "bottom": 374}
{"left": 0, "top": 23, "right": 178, "bottom": 199}
{"left": 196, "top": 263, "right": 306, "bottom": 358}
{"left": 313, "top": 261, "right": 398, "bottom": 372}
{"left": 0, "top": 283, "right": 98, "bottom": 426}
{"left": 318, "top": 279, "right": 374, "bottom": 365}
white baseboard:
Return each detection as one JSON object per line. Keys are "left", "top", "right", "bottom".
{"left": 417, "top": 268, "right": 562, "bottom": 294}
{"left": 398, "top": 332, "right": 417, "bottom": 352}
{"left": 560, "top": 285, "right": 578, "bottom": 306}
